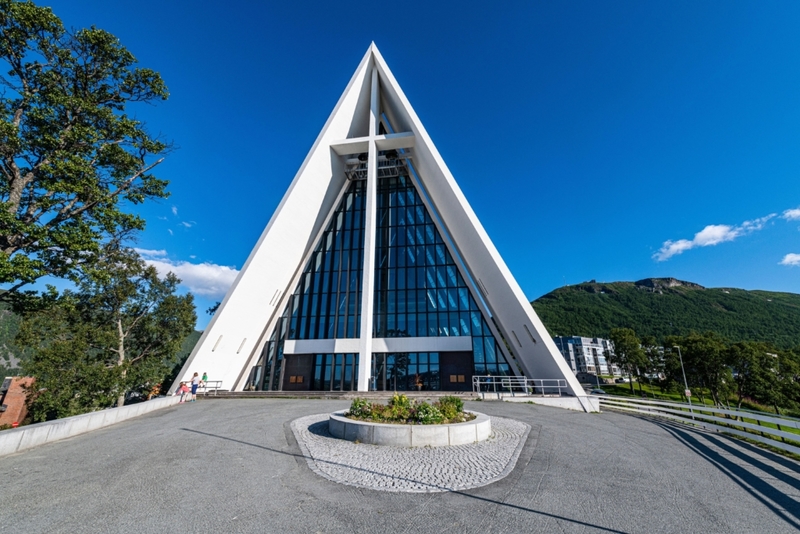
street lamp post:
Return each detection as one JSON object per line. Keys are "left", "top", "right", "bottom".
{"left": 673, "top": 345, "right": 695, "bottom": 420}
{"left": 595, "top": 354, "right": 601, "bottom": 391}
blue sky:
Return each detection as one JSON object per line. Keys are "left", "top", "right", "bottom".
{"left": 45, "top": 1, "right": 800, "bottom": 329}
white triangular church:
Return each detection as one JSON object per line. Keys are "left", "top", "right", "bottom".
{"left": 175, "top": 44, "right": 593, "bottom": 411}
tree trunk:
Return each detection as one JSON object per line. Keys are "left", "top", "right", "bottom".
{"left": 116, "top": 317, "right": 126, "bottom": 408}
{"left": 628, "top": 374, "right": 634, "bottom": 395}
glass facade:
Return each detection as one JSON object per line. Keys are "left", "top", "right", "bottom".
{"left": 373, "top": 174, "right": 510, "bottom": 377}
{"left": 311, "top": 353, "right": 358, "bottom": 391}
{"left": 371, "top": 352, "right": 440, "bottom": 391}
{"left": 289, "top": 179, "right": 366, "bottom": 340}
{"left": 254, "top": 180, "right": 366, "bottom": 390}
{"left": 250, "top": 157, "right": 511, "bottom": 391}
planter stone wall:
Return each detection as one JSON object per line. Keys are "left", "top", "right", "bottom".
{"left": 329, "top": 410, "right": 491, "bottom": 447}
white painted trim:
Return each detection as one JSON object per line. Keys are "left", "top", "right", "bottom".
{"left": 331, "top": 132, "right": 415, "bottom": 155}
{"left": 174, "top": 43, "right": 586, "bottom": 407}
{"left": 284, "top": 338, "right": 361, "bottom": 354}
{"left": 172, "top": 47, "right": 374, "bottom": 393}
{"left": 368, "top": 44, "right": 586, "bottom": 400}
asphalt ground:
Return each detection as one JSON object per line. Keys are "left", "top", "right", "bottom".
{"left": 0, "top": 398, "right": 798, "bottom": 533}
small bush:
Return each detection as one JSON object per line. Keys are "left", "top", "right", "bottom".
{"left": 415, "top": 402, "right": 443, "bottom": 424}
{"left": 347, "top": 397, "right": 372, "bottom": 418}
{"left": 345, "top": 394, "right": 473, "bottom": 425}
{"left": 437, "top": 396, "right": 463, "bottom": 419}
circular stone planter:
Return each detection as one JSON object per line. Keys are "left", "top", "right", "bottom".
{"left": 328, "top": 411, "right": 491, "bottom": 447}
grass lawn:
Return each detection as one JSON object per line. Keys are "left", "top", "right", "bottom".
{"left": 596, "top": 381, "right": 800, "bottom": 438}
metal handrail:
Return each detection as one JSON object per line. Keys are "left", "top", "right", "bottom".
{"left": 597, "top": 394, "right": 800, "bottom": 456}
{"left": 199, "top": 380, "right": 223, "bottom": 396}
{"left": 472, "top": 375, "right": 568, "bottom": 397}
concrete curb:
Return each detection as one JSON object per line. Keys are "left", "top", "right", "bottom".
{"left": 328, "top": 410, "right": 491, "bottom": 447}
{"left": 0, "top": 396, "right": 182, "bottom": 457}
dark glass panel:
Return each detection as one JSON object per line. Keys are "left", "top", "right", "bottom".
{"left": 425, "top": 245, "right": 436, "bottom": 265}
{"left": 460, "top": 313, "right": 471, "bottom": 335}
{"left": 485, "top": 338, "right": 497, "bottom": 363}
{"left": 397, "top": 313, "right": 407, "bottom": 334}
{"left": 450, "top": 312, "right": 460, "bottom": 336}
{"left": 407, "top": 316, "right": 417, "bottom": 336}
{"left": 470, "top": 311, "right": 482, "bottom": 335}
{"left": 436, "top": 265, "right": 447, "bottom": 288}
{"left": 473, "top": 339, "right": 485, "bottom": 363}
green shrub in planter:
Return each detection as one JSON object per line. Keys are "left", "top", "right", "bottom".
{"left": 388, "top": 393, "right": 412, "bottom": 420}
{"left": 437, "top": 396, "right": 464, "bottom": 420}
{"left": 347, "top": 397, "right": 372, "bottom": 418}
{"left": 345, "top": 394, "right": 473, "bottom": 425}
{"left": 415, "top": 401, "right": 444, "bottom": 424}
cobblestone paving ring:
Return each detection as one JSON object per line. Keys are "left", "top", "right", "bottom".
{"left": 291, "top": 414, "right": 530, "bottom": 493}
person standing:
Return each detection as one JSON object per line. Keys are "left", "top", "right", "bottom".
{"left": 177, "top": 382, "right": 190, "bottom": 403}
{"left": 190, "top": 372, "right": 201, "bottom": 402}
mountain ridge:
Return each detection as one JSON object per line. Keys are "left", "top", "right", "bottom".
{"left": 532, "top": 277, "right": 800, "bottom": 349}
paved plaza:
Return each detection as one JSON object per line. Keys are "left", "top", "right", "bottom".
{"left": 0, "top": 399, "right": 799, "bottom": 533}
{"left": 292, "top": 413, "right": 529, "bottom": 492}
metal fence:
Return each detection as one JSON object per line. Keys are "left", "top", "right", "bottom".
{"left": 598, "top": 395, "right": 800, "bottom": 456}
{"left": 199, "top": 380, "right": 223, "bottom": 396}
{"left": 472, "top": 375, "right": 568, "bottom": 397}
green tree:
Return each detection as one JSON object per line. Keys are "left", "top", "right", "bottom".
{"left": 670, "top": 332, "right": 732, "bottom": 407}
{"left": 0, "top": 1, "right": 170, "bottom": 297}
{"left": 19, "top": 245, "right": 196, "bottom": 420}
{"left": 640, "top": 335, "right": 661, "bottom": 396}
{"left": 756, "top": 350, "right": 800, "bottom": 415}
{"left": 607, "top": 328, "right": 647, "bottom": 394}
{"left": 727, "top": 341, "right": 771, "bottom": 410}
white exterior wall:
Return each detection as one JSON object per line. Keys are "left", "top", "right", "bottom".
{"left": 371, "top": 47, "right": 585, "bottom": 399}
{"left": 172, "top": 44, "right": 593, "bottom": 410}
{"left": 173, "top": 51, "right": 376, "bottom": 389}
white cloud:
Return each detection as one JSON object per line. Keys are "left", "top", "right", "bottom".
{"left": 134, "top": 248, "right": 168, "bottom": 258}
{"left": 171, "top": 205, "right": 178, "bottom": 216}
{"left": 144, "top": 257, "right": 239, "bottom": 298}
{"left": 167, "top": 229, "right": 173, "bottom": 236}
{"left": 782, "top": 207, "right": 800, "bottom": 221}
{"left": 780, "top": 253, "right": 800, "bottom": 266}
{"left": 180, "top": 221, "right": 195, "bottom": 228}
{"left": 654, "top": 214, "right": 776, "bottom": 262}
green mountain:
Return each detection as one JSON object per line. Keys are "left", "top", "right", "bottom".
{"left": 532, "top": 277, "right": 800, "bottom": 349}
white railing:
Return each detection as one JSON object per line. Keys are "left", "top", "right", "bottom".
{"left": 199, "top": 380, "right": 223, "bottom": 396}
{"left": 598, "top": 395, "right": 800, "bottom": 456}
{"left": 472, "top": 375, "right": 568, "bottom": 397}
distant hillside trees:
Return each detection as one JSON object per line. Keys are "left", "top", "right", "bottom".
{"left": 607, "top": 328, "right": 647, "bottom": 394}
{"left": 655, "top": 332, "right": 800, "bottom": 414}
{"left": 533, "top": 279, "right": 800, "bottom": 350}
{"left": 18, "top": 245, "right": 196, "bottom": 421}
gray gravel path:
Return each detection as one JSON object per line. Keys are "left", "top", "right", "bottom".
{"left": 0, "top": 399, "right": 798, "bottom": 533}
{"left": 291, "top": 413, "right": 528, "bottom": 492}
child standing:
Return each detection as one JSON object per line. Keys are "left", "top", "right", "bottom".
{"left": 177, "top": 382, "right": 190, "bottom": 403}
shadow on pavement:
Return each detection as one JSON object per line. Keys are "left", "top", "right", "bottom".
{"left": 181, "top": 426, "right": 628, "bottom": 534}
{"left": 649, "top": 419, "right": 800, "bottom": 531}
